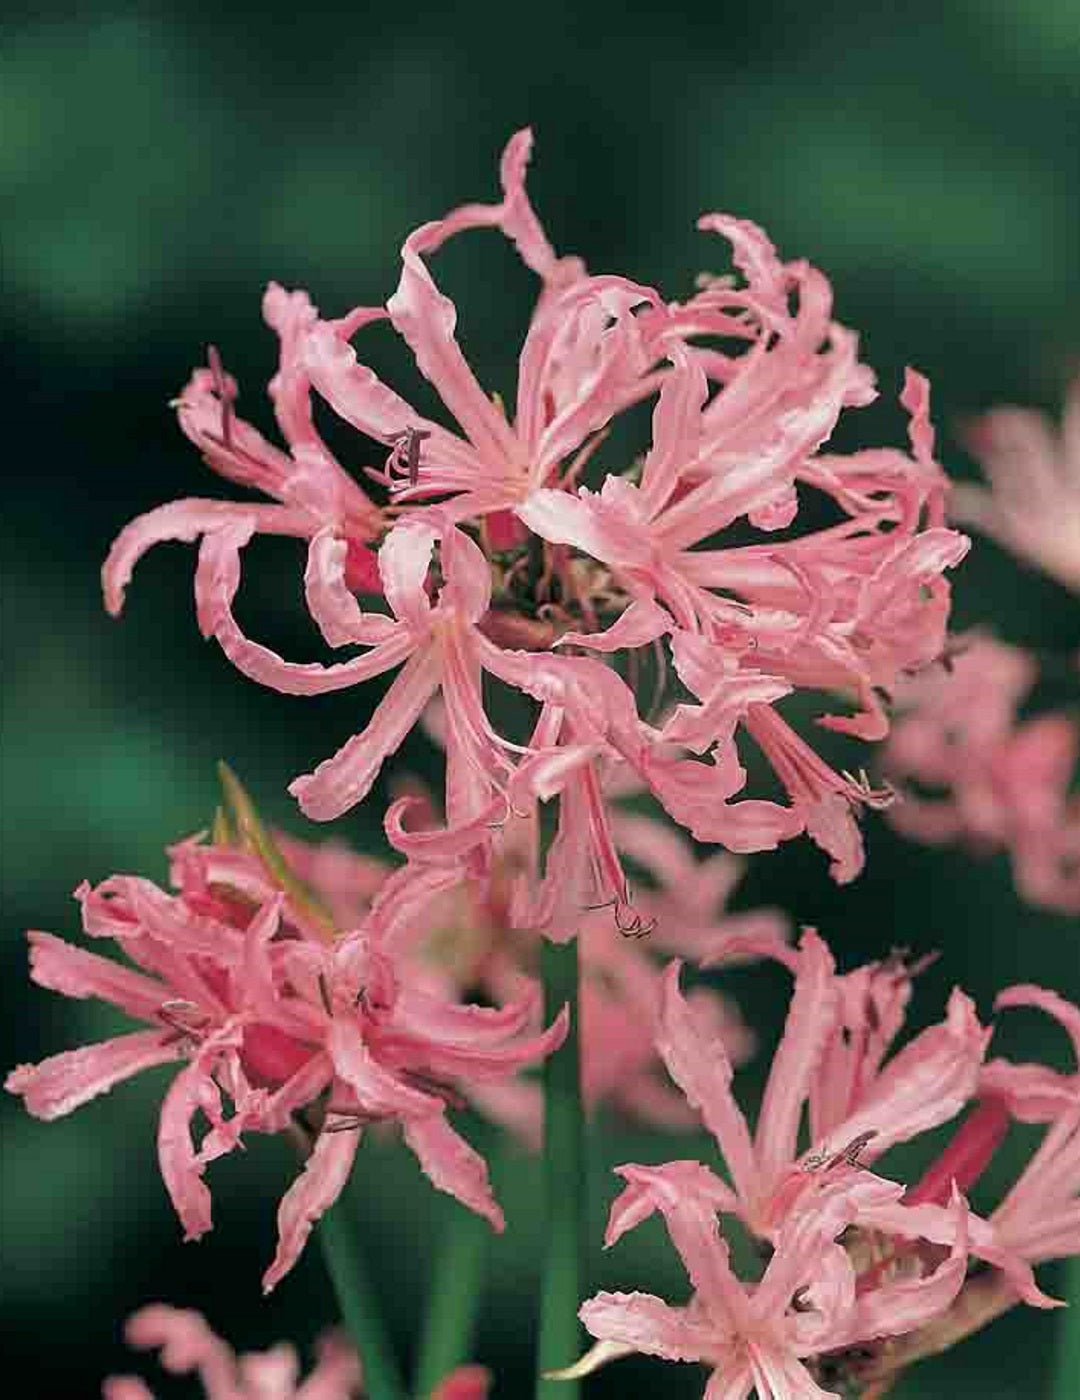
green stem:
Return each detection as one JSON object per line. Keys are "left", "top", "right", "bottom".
{"left": 536, "top": 936, "right": 585, "bottom": 1397}
{"left": 318, "top": 1157, "right": 408, "bottom": 1400}
{"left": 413, "top": 1197, "right": 489, "bottom": 1398}
{"left": 1052, "top": 1258, "right": 1080, "bottom": 1400}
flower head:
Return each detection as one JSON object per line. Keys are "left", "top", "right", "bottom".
{"left": 102, "top": 130, "right": 968, "bottom": 889}
{"left": 6, "top": 814, "right": 566, "bottom": 1291}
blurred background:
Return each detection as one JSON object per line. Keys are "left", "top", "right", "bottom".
{"left": 2, "top": 2, "right": 1078, "bottom": 1394}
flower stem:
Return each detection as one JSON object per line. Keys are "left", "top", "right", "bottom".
{"left": 413, "top": 1196, "right": 488, "bottom": 1398}
{"left": 319, "top": 1160, "right": 408, "bottom": 1400}
{"left": 536, "top": 935, "right": 584, "bottom": 1397}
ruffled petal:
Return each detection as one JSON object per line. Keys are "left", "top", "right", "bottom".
{"left": 289, "top": 646, "right": 442, "bottom": 820}
{"left": 263, "top": 1124, "right": 361, "bottom": 1292}
{"left": 402, "top": 1111, "right": 504, "bottom": 1230}
{"left": 196, "top": 523, "right": 415, "bottom": 695}
{"left": 6, "top": 1028, "right": 178, "bottom": 1120}
{"left": 655, "top": 961, "right": 757, "bottom": 1207}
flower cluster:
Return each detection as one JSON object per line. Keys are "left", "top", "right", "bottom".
{"left": 882, "top": 633, "right": 1080, "bottom": 912}
{"left": 9, "top": 126, "right": 1078, "bottom": 1400}
{"left": 560, "top": 932, "right": 1077, "bottom": 1397}
{"left": 103, "top": 128, "right": 968, "bottom": 890}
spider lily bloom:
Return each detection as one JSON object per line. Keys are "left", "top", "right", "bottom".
{"left": 103, "top": 1305, "right": 491, "bottom": 1400}
{"left": 103, "top": 284, "right": 385, "bottom": 623}
{"left": 883, "top": 634, "right": 1080, "bottom": 913}
{"left": 5, "top": 834, "right": 567, "bottom": 1291}
{"left": 655, "top": 935, "right": 992, "bottom": 1239}
{"left": 849, "top": 985, "right": 1080, "bottom": 1393}
{"left": 951, "top": 376, "right": 1080, "bottom": 593}
{"left": 557, "top": 1161, "right": 973, "bottom": 1399}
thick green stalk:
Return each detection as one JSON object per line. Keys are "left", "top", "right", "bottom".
{"left": 536, "top": 935, "right": 585, "bottom": 1397}
{"left": 318, "top": 1160, "right": 408, "bottom": 1400}
{"left": 413, "top": 1197, "right": 488, "bottom": 1398}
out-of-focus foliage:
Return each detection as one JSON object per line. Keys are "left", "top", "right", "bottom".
{"left": 2, "top": 2, "right": 1077, "bottom": 1395}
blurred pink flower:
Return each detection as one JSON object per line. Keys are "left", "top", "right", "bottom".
{"left": 5, "top": 835, "right": 566, "bottom": 1290}
{"left": 103, "top": 1306, "right": 362, "bottom": 1400}
{"left": 951, "top": 377, "right": 1080, "bottom": 592}
{"left": 883, "top": 633, "right": 1080, "bottom": 913}
{"left": 103, "top": 1306, "right": 490, "bottom": 1400}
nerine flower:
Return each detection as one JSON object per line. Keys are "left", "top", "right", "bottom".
{"left": 844, "top": 983, "right": 1080, "bottom": 1393}
{"left": 883, "top": 632, "right": 1080, "bottom": 913}
{"left": 5, "top": 832, "right": 566, "bottom": 1291}
{"left": 558, "top": 1161, "right": 972, "bottom": 1399}
{"left": 103, "top": 1305, "right": 490, "bottom": 1400}
{"left": 951, "top": 376, "right": 1080, "bottom": 593}
{"left": 103, "top": 128, "right": 968, "bottom": 887}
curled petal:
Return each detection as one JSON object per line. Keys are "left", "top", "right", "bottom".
{"left": 196, "top": 525, "right": 415, "bottom": 695}
{"left": 263, "top": 1123, "right": 361, "bottom": 1292}
{"left": 289, "top": 647, "right": 442, "bottom": 820}
{"left": 304, "top": 531, "right": 400, "bottom": 649}
{"left": 103, "top": 500, "right": 307, "bottom": 617}
{"left": 402, "top": 1111, "right": 504, "bottom": 1230}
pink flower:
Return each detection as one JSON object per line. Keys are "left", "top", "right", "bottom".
{"left": 883, "top": 633, "right": 1080, "bottom": 913}
{"left": 5, "top": 834, "right": 566, "bottom": 1290}
{"left": 102, "top": 1305, "right": 491, "bottom": 1400}
{"left": 844, "top": 985, "right": 1079, "bottom": 1391}
{"left": 104, "top": 129, "right": 969, "bottom": 886}
{"left": 655, "top": 935, "right": 990, "bottom": 1239}
{"left": 103, "top": 1306, "right": 362, "bottom": 1400}
{"left": 559, "top": 1161, "right": 972, "bottom": 1398}
{"left": 951, "top": 377, "right": 1080, "bottom": 592}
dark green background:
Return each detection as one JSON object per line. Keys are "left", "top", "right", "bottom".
{"left": 2, "top": 3, "right": 1078, "bottom": 1395}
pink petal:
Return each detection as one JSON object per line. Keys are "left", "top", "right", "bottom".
{"left": 387, "top": 239, "right": 519, "bottom": 466}
{"left": 755, "top": 929, "right": 838, "bottom": 1181}
{"left": 289, "top": 646, "right": 442, "bottom": 820}
{"left": 196, "top": 524, "right": 415, "bottom": 695}
{"left": 303, "top": 321, "right": 479, "bottom": 480}
{"left": 263, "top": 1124, "right": 361, "bottom": 1292}
{"left": 578, "top": 1291, "right": 714, "bottom": 1363}
{"left": 103, "top": 500, "right": 307, "bottom": 617}
{"left": 639, "top": 357, "right": 709, "bottom": 515}
{"left": 24, "top": 928, "right": 165, "bottom": 1021}
{"left": 655, "top": 961, "right": 756, "bottom": 1207}
{"left": 826, "top": 988, "right": 989, "bottom": 1163}
{"left": 402, "top": 1111, "right": 504, "bottom": 1230}
{"left": 328, "top": 1019, "right": 438, "bottom": 1118}
{"left": 555, "top": 598, "right": 672, "bottom": 653}
{"left": 6, "top": 1028, "right": 178, "bottom": 1120}
{"left": 304, "top": 531, "right": 400, "bottom": 649}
